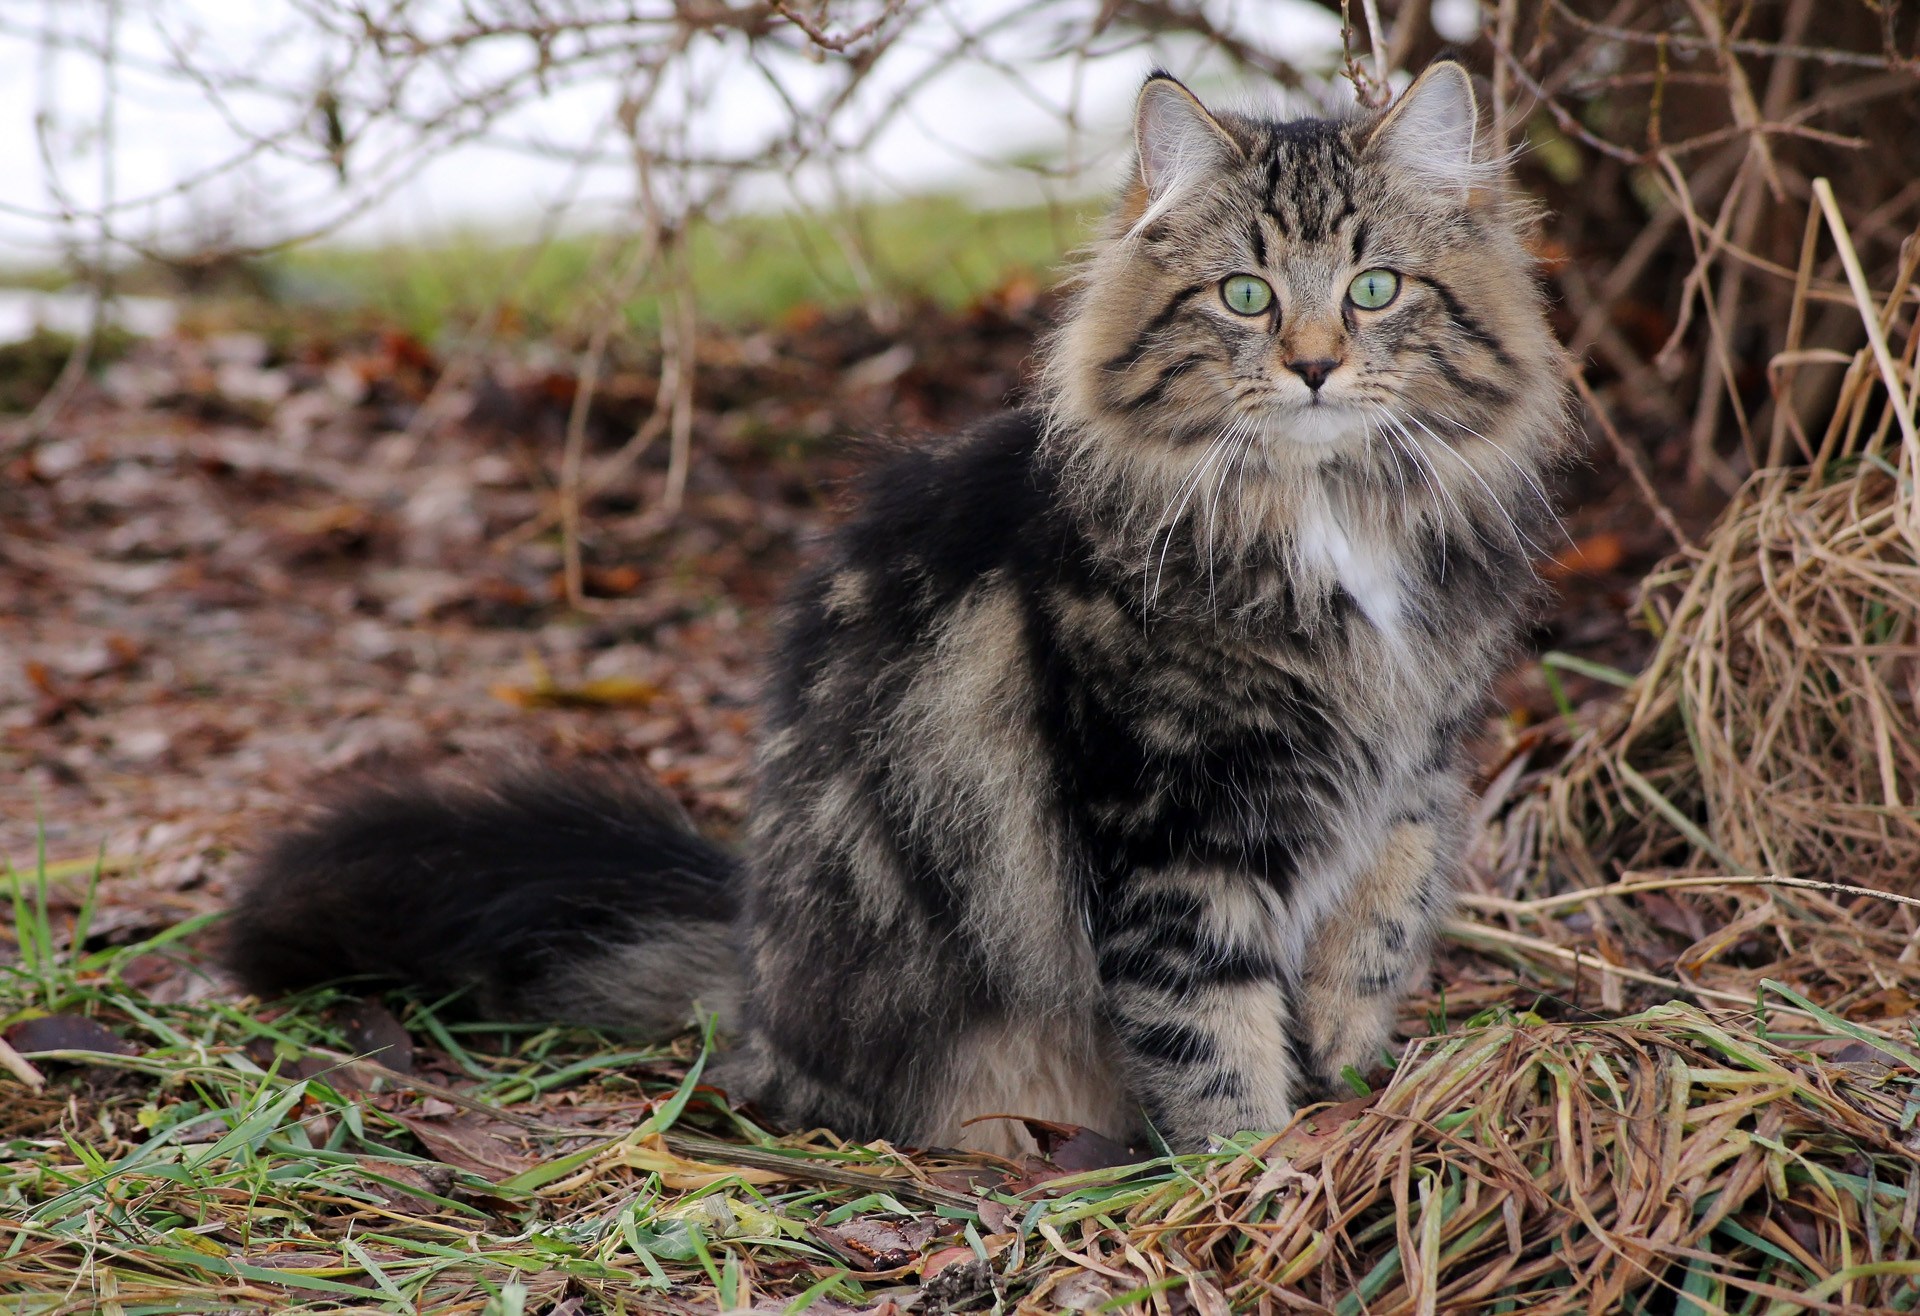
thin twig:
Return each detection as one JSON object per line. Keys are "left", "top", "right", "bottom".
{"left": 1359, "top": 0, "right": 1390, "bottom": 89}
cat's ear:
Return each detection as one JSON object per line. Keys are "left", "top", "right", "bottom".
{"left": 1365, "top": 58, "right": 1483, "bottom": 192}
{"left": 1134, "top": 73, "right": 1243, "bottom": 202}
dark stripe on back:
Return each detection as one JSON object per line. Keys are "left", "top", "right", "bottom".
{"left": 1105, "top": 887, "right": 1207, "bottom": 934}
{"left": 1196, "top": 1070, "right": 1245, "bottom": 1102}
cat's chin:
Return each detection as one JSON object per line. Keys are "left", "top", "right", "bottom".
{"left": 1256, "top": 404, "right": 1370, "bottom": 451}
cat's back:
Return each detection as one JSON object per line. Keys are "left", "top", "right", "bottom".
{"left": 764, "top": 408, "right": 1061, "bottom": 720}
{"left": 838, "top": 406, "right": 1057, "bottom": 607}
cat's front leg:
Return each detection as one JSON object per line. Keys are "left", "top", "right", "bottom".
{"left": 1297, "top": 817, "right": 1457, "bottom": 1094}
{"left": 1094, "top": 873, "right": 1306, "bottom": 1151}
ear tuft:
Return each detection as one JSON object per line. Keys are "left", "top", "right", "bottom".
{"left": 1366, "top": 59, "right": 1484, "bottom": 192}
{"left": 1134, "top": 73, "right": 1242, "bottom": 205}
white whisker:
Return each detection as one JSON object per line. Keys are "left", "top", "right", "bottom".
{"left": 1404, "top": 411, "right": 1550, "bottom": 561}
{"left": 1361, "top": 410, "right": 1409, "bottom": 503}
{"left": 1202, "top": 418, "right": 1261, "bottom": 613}
{"left": 1373, "top": 407, "right": 1459, "bottom": 578}
{"left": 1147, "top": 425, "right": 1240, "bottom": 617}
{"left": 1143, "top": 437, "right": 1222, "bottom": 605}
{"left": 1435, "top": 411, "right": 1573, "bottom": 549}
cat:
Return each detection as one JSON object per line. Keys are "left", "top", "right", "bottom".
{"left": 225, "top": 59, "right": 1571, "bottom": 1157}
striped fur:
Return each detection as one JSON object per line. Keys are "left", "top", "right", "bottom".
{"left": 226, "top": 61, "right": 1571, "bottom": 1155}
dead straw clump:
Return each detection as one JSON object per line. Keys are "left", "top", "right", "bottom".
{"left": 1500, "top": 188, "right": 1920, "bottom": 915}
{"left": 1061, "top": 1002, "right": 1920, "bottom": 1315}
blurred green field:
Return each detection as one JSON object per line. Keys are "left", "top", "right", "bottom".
{"left": 267, "top": 195, "right": 1095, "bottom": 342}
{"left": 0, "top": 195, "right": 1096, "bottom": 357}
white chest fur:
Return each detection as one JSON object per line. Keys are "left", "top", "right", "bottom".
{"left": 1292, "top": 491, "right": 1407, "bottom": 640}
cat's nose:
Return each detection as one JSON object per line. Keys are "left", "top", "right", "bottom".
{"left": 1285, "top": 357, "right": 1341, "bottom": 391}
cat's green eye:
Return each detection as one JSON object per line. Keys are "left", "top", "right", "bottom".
{"left": 1348, "top": 268, "right": 1400, "bottom": 310}
{"left": 1220, "top": 274, "right": 1274, "bottom": 316}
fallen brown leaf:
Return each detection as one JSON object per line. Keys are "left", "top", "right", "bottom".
{"left": 1018, "top": 1118, "right": 1137, "bottom": 1172}
{"left": 491, "top": 674, "right": 662, "bottom": 710}
{"left": 332, "top": 997, "right": 414, "bottom": 1073}
{"left": 1543, "top": 531, "right": 1626, "bottom": 581}
{"left": 809, "top": 1216, "right": 938, "bottom": 1272}
{"left": 5, "top": 1014, "right": 139, "bottom": 1058}
{"left": 386, "top": 1106, "right": 542, "bottom": 1181}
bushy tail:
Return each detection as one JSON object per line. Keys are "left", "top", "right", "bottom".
{"left": 223, "top": 764, "right": 742, "bottom": 1034}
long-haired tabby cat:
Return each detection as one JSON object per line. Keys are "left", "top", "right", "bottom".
{"left": 226, "top": 60, "right": 1570, "bottom": 1155}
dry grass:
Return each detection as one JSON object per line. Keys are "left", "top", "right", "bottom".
{"left": 1509, "top": 219, "right": 1920, "bottom": 891}
{"left": 1081, "top": 1002, "right": 1920, "bottom": 1315}
{"left": 1479, "top": 184, "right": 1920, "bottom": 1039}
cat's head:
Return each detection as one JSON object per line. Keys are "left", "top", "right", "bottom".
{"left": 1044, "top": 61, "right": 1568, "bottom": 536}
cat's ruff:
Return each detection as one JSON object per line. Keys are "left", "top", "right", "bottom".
{"left": 225, "top": 61, "right": 1572, "bottom": 1157}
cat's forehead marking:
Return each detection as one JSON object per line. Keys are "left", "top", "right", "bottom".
{"left": 1254, "top": 120, "right": 1359, "bottom": 247}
